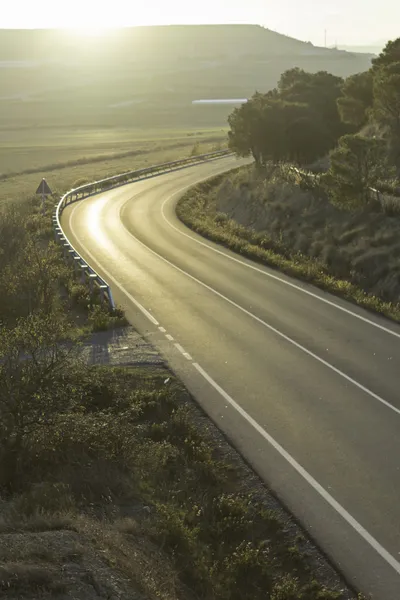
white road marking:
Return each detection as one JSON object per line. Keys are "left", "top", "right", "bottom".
{"left": 166, "top": 334, "right": 174, "bottom": 341}
{"left": 192, "top": 361, "right": 400, "bottom": 577}
{"left": 68, "top": 203, "right": 160, "bottom": 326}
{"left": 158, "top": 326, "right": 167, "bottom": 333}
{"left": 118, "top": 208, "right": 400, "bottom": 417}
{"left": 160, "top": 183, "right": 400, "bottom": 341}
{"left": 174, "top": 343, "right": 192, "bottom": 360}
{"left": 64, "top": 177, "right": 400, "bottom": 580}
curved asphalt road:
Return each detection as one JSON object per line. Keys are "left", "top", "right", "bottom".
{"left": 62, "top": 155, "right": 400, "bottom": 600}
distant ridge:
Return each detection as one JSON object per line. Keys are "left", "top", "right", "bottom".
{"left": 0, "top": 25, "right": 375, "bottom": 128}
{"left": 0, "top": 25, "right": 375, "bottom": 62}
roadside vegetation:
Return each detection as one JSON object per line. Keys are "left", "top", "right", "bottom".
{"left": 228, "top": 38, "right": 400, "bottom": 185}
{"left": 0, "top": 143, "right": 358, "bottom": 597}
{"left": 177, "top": 38, "right": 400, "bottom": 323}
{"left": 0, "top": 355, "right": 352, "bottom": 600}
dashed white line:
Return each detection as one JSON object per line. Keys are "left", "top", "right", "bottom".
{"left": 192, "top": 361, "right": 400, "bottom": 577}
{"left": 158, "top": 326, "right": 167, "bottom": 333}
{"left": 174, "top": 342, "right": 193, "bottom": 361}
{"left": 166, "top": 334, "right": 174, "bottom": 342}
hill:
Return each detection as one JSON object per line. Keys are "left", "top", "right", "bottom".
{"left": 338, "top": 41, "right": 388, "bottom": 55}
{"left": 0, "top": 25, "right": 374, "bottom": 129}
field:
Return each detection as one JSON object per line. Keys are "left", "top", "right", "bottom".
{"left": 0, "top": 126, "right": 227, "bottom": 205}
{"left": 0, "top": 127, "right": 225, "bottom": 174}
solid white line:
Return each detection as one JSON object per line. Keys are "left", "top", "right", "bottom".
{"left": 65, "top": 161, "right": 238, "bottom": 330}
{"left": 118, "top": 209, "right": 400, "bottom": 417}
{"left": 68, "top": 204, "right": 160, "bottom": 326}
{"left": 192, "top": 361, "right": 400, "bottom": 576}
{"left": 166, "top": 334, "right": 174, "bottom": 341}
{"left": 160, "top": 185, "right": 400, "bottom": 341}
{"left": 64, "top": 166, "right": 400, "bottom": 578}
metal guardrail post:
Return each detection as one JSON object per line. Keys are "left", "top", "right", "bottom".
{"left": 87, "top": 273, "right": 97, "bottom": 294}
{"left": 97, "top": 284, "right": 109, "bottom": 305}
{"left": 79, "top": 264, "right": 88, "bottom": 283}
{"left": 73, "top": 256, "right": 82, "bottom": 273}
{"left": 67, "top": 249, "right": 76, "bottom": 262}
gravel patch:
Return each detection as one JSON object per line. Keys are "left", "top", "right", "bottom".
{"left": 80, "top": 326, "right": 165, "bottom": 367}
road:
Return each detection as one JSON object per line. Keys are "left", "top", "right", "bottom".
{"left": 62, "top": 155, "right": 400, "bottom": 600}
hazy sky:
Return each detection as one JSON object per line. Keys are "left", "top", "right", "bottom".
{"left": 1, "top": 0, "right": 399, "bottom": 46}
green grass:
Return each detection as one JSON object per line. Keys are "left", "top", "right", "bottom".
{"left": 176, "top": 173, "right": 400, "bottom": 324}
{"left": 0, "top": 128, "right": 227, "bottom": 206}
{"left": 0, "top": 127, "right": 227, "bottom": 176}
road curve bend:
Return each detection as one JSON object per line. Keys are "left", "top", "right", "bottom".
{"left": 62, "top": 155, "right": 400, "bottom": 600}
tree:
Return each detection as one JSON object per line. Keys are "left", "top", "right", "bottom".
{"left": 228, "top": 89, "right": 336, "bottom": 167}
{"left": 0, "top": 205, "right": 66, "bottom": 325}
{"left": 228, "top": 95, "right": 304, "bottom": 165}
{"left": 257, "top": 99, "right": 330, "bottom": 165}
{"left": 284, "top": 115, "right": 331, "bottom": 165}
{"left": 0, "top": 237, "right": 63, "bottom": 324}
{"left": 278, "top": 68, "right": 345, "bottom": 143}
{"left": 373, "top": 63, "right": 400, "bottom": 127}
{"left": 277, "top": 67, "right": 311, "bottom": 93}
{"left": 327, "top": 134, "right": 390, "bottom": 208}
{"left": 373, "top": 62, "right": 400, "bottom": 165}
{"left": 228, "top": 68, "right": 371, "bottom": 170}
{"left": 0, "top": 205, "right": 29, "bottom": 271}
{"left": 228, "top": 93, "right": 268, "bottom": 165}
{"left": 372, "top": 38, "right": 400, "bottom": 70}
{"left": 0, "top": 312, "right": 80, "bottom": 492}
{"left": 337, "top": 71, "right": 374, "bottom": 127}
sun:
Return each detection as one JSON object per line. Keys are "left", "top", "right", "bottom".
{"left": 67, "top": 26, "right": 117, "bottom": 37}
{"left": 75, "top": 27, "right": 108, "bottom": 37}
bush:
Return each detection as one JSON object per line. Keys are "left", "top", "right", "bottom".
{"left": 190, "top": 142, "right": 202, "bottom": 157}
{"left": 70, "top": 178, "right": 89, "bottom": 189}
{"left": 68, "top": 282, "right": 90, "bottom": 309}
{"left": 0, "top": 312, "right": 80, "bottom": 492}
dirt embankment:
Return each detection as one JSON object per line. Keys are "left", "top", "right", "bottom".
{"left": 214, "top": 166, "right": 400, "bottom": 305}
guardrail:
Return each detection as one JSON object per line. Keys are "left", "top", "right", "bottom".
{"left": 286, "top": 165, "right": 400, "bottom": 212}
{"left": 53, "top": 149, "right": 232, "bottom": 310}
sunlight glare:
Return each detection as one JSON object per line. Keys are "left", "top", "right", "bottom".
{"left": 72, "top": 27, "right": 109, "bottom": 37}
{"left": 66, "top": 26, "right": 117, "bottom": 37}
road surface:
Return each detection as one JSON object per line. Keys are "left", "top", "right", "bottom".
{"left": 62, "top": 155, "right": 400, "bottom": 600}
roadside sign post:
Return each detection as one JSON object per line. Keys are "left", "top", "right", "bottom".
{"left": 35, "top": 178, "right": 53, "bottom": 214}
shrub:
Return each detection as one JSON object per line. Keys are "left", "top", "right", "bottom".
{"left": 88, "top": 305, "right": 107, "bottom": 330}
{"left": 190, "top": 142, "right": 202, "bottom": 157}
